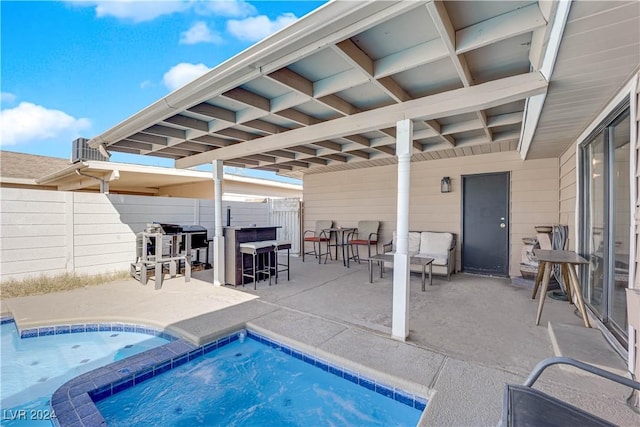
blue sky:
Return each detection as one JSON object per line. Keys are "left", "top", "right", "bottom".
{"left": 0, "top": 0, "right": 326, "bottom": 183}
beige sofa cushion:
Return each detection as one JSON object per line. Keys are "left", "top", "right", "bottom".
{"left": 391, "top": 231, "right": 421, "bottom": 253}
{"left": 419, "top": 232, "right": 453, "bottom": 265}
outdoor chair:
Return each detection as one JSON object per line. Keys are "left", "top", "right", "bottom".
{"left": 500, "top": 356, "right": 640, "bottom": 427}
{"left": 303, "top": 220, "right": 333, "bottom": 263}
{"left": 346, "top": 220, "right": 379, "bottom": 267}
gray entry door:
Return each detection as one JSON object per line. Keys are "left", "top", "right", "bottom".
{"left": 462, "top": 172, "right": 510, "bottom": 276}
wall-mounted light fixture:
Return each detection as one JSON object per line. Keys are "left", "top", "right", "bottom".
{"left": 441, "top": 177, "right": 451, "bottom": 193}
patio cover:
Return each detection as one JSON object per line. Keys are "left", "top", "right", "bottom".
{"left": 86, "top": 1, "right": 638, "bottom": 173}
{"left": 86, "top": 0, "right": 640, "bottom": 338}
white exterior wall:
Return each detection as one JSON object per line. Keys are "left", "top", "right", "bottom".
{"left": 304, "top": 151, "right": 560, "bottom": 277}
{"left": 0, "top": 188, "right": 270, "bottom": 281}
{"left": 559, "top": 147, "right": 577, "bottom": 250}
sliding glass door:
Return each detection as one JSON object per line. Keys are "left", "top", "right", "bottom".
{"left": 581, "top": 106, "right": 630, "bottom": 344}
{"left": 611, "top": 113, "right": 631, "bottom": 333}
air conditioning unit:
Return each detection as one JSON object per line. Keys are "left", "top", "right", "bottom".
{"left": 71, "top": 138, "right": 109, "bottom": 163}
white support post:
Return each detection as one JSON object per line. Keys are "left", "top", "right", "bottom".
{"left": 212, "top": 160, "right": 225, "bottom": 286}
{"left": 100, "top": 180, "right": 109, "bottom": 194}
{"left": 392, "top": 118, "right": 412, "bottom": 341}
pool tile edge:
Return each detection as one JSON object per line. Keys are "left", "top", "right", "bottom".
{"left": 18, "top": 321, "right": 176, "bottom": 341}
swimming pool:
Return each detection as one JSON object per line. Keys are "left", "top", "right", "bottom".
{"left": 0, "top": 318, "right": 171, "bottom": 427}
{"left": 96, "top": 330, "right": 426, "bottom": 426}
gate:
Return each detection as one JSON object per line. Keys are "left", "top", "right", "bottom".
{"left": 269, "top": 198, "right": 302, "bottom": 256}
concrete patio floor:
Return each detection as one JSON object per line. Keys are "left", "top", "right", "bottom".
{"left": 2, "top": 257, "right": 638, "bottom": 426}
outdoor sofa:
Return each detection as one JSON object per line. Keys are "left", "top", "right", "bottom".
{"left": 383, "top": 231, "right": 457, "bottom": 280}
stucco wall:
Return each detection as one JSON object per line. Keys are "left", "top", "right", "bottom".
{"left": 303, "top": 151, "right": 560, "bottom": 277}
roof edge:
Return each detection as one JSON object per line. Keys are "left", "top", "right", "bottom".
{"left": 87, "top": 1, "right": 423, "bottom": 152}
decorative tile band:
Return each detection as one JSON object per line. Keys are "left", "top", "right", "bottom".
{"left": 51, "top": 328, "right": 427, "bottom": 427}
{"left": 0, "top": 316, "right": 14, "bottom": 325}
{"left": 18, "top": 321, "right": 176, "bottom": 342}
{"left": 246, "top": 330, "right": 428, "bottom": 411}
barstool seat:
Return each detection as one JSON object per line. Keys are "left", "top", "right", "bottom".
{"left": 239, "top": 241, "right": 274, "bottom": 289}
{"left": 265, "top": 240, "right": 292, "bottom": 283}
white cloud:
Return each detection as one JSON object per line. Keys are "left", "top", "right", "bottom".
{"left": 1, "top": 92, "right": 17, "bottom": 105}
{"left": 0, "top": 102, "right": 91, "bottom": 147}
{"left": 71, "top": 0, "right": 256, "bottom": 23}
{"left": 73, "top": 0, "right": 191, "bottom": 23}
{"left": 227, "top": 13, "right": 298, "bottom": 42}
{"left": 163, "top": 63, "right": 211, "bottom": 91}
{"left": 194, "top": 0, "right": 257, "bottom": 18}
{"left": 140, "top": 80, "right": 154, "bottom": 89}
{"left": 180, "top": 21, "right": 223, "bottom": 45}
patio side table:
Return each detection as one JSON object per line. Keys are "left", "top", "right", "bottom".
{"left": 533, "top": 249, "right": 590, "bottom": 327}
{"left": 368, "top": 253, "right": 434, "bottom": 291}
{"left": 323, "top": 227, "right": 356, "bottom": 266}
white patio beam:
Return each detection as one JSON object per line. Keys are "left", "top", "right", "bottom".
{"left": 235, "top": 108, "right": 273, "bottom": 125}
{"left": 222, "top": 86, "right": 322, "bottom": 128}
{"left": 267, "top": 68, "right": 360, "bottom": 116}
{"left": 313, "top": 69, "right": 369, "bottom": 98}
{"left": 334, "top": 40, "right": 411, "bottom": 103}
{"left": 529, "top": 1, "right": 559, "bottom": 71}
{"left": 392, "top": 118, "right": 412, "bottom": 341}
{"left": 427, "top": 1, "right": 472, "bottom": 86}
{"left": 176, "top": 71, "right": 547, "bottom": 168}
{"left": 426, "top": 1, "right": 493, "bottom": 145}
{"left": 423, "top": 119, "right": 455, "bottom": 146}
{"left": 440, "top": 119, "right": 482, "bottom": 135}
{"left": 270, "top": 91, "right": 312, "bottom": 113}
{"left": 487, "top": 112, "right": 523, "bottom": 128}
{"left": 455, "top": 3, "right": 547, "bottom": 54}
{"left": 519, "top": 0, "right": 571, "bottom": 159}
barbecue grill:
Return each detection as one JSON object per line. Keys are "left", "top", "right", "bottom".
{"left": 139, "top": 223, "right": 208, "bottom": 254}
{"left": 138, "top": 223, "right": 209, "bottom": 265}
{"left": 177, "top": 225, "right": 208, "bottom": 250}
{"left": 131, "top": 223, "right": 210, "bottom": 289}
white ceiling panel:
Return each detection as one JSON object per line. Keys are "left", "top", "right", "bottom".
{"left": 393, "top": 58, "right": 463, "bottom": 98}
{"left": 351, "top": 5, "right": 439, "bottom": 59}
{"left": 287, "top": 48, "right": 352, "bottom": 82}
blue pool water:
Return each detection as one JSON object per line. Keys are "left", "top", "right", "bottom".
{"left": 0, "top": 320, "right": 170, "bottom": 426}
{"left": 97, "top": 334, "right": 424, "bottom": 427}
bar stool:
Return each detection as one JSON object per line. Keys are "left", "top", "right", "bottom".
{"left": 267, "top": 240, "right": 291, "bottom": 283}
{"left": 239, "top": 241, "right": 274, "bottom": 289}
